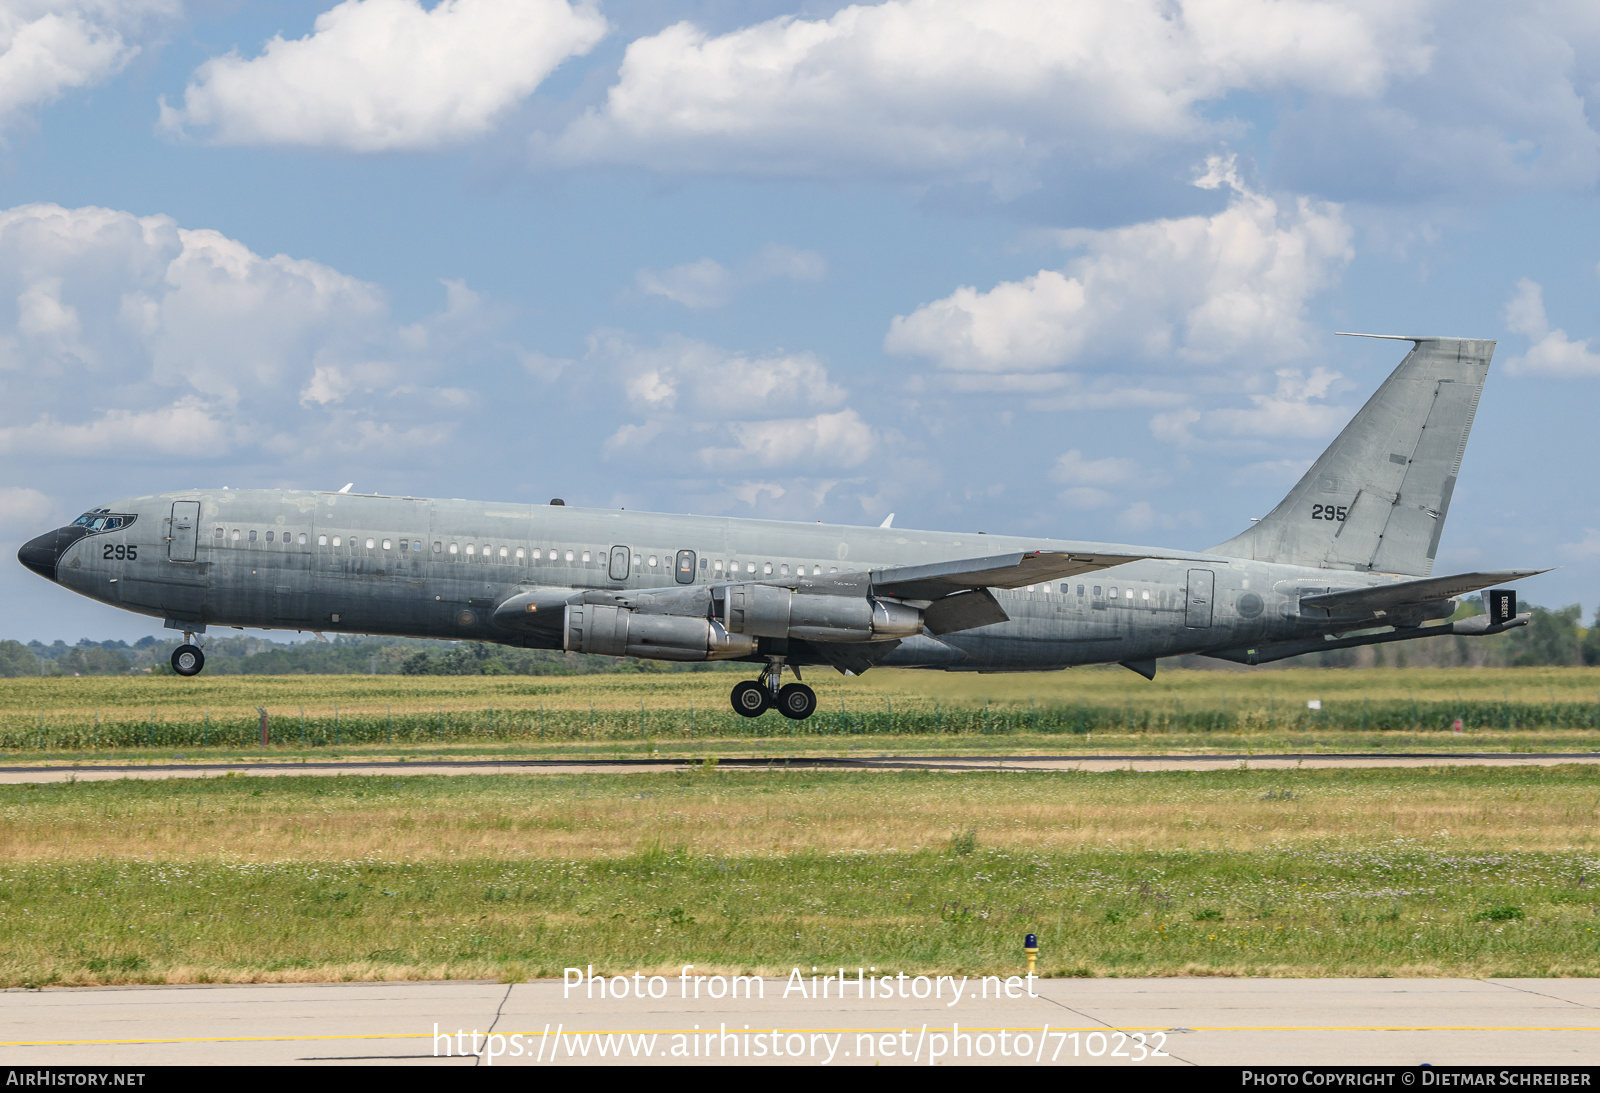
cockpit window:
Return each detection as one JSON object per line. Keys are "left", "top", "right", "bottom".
{"left": 71, "top": 512, "right": 134, "bottom": 533}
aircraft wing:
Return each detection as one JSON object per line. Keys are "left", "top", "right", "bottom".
{"left": 1299, "top": 569, "right": 1549, "bottom": 615}
{"left": 867, "top": 550, "right": 1159, "bottom": 600}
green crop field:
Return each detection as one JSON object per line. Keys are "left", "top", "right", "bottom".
{"left": 1, "top": 666, "right": 1599, "bottom": 758}
{"left": 3, "top": 669, "right": 1598, "bottom": 986}
{"left": 0, "top": 765, "right": 1598, "bottom": 986}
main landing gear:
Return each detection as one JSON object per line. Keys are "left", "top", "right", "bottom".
{"left": 730, "top": 659, "right": 816, "bottom": 720}
{"left": 171, "top": 634, "right": 205, "bottom": 677}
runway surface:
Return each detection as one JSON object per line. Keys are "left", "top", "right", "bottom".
{"left": 2, "top": 977, "right": 1598, "bottom": 1066}
{"left": 1, "top": 751, "right": 1599, "bottom": 783}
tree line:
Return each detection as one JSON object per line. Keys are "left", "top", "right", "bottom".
{"left": 3, "top": 602, "right": 1598, "bottom": 678}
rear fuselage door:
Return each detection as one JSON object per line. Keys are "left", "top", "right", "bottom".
{"left": 168, "top": 501, "right": 200, "bottom": 562}
{"left": 1185, "top": 568, "right": 1214, "bottom": 628}
{"left": 609, "top": 545, "right": 630, "bottom": 581}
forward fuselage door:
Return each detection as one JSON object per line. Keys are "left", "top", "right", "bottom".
{"left": 168, "top": 501, "right": 200, "bottom": 562}
{"left": 1185, "top": 568, "right": 1214, "bottom": 628}
{"left": 609, "top": 545, "right": 630, "bottom": 581}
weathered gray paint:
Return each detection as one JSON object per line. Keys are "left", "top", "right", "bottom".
{"left": 21, "top": 336, "right": 1541, "bottom": 680}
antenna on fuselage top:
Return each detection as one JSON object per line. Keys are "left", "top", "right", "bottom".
{"left": 337, "top": 483, "right": 353, "bottom": 493}
{"left": 879, "top": 513, "right": 895, "bottom": 529}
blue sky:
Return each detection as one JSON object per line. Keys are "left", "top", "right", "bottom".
{"left": 2, "top": 0, "right": 1598, "bottom": 642}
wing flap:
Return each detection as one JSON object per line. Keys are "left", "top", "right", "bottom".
{"left": 1299, "top": 568, "right": 1548, "bottom": 615}
{"left": 869, "top": 550, "right": 1163, "bottom": 600}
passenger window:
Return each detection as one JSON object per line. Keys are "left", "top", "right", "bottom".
{"left": 466, "top": 544, "right": 475, "bottom": 556}
{"left": 318, "top": 535, "right": 328, "bottom": 546}
{"left": 232, "top": 530, "right": 241, "bottom": 541}
{"left": 449, "top": 543, "right": 458, "bottom": 554}
{"left": 581, "top": 550, "right": 590, "bottom": 563}
{"left": 413, "top": 541, "right": 421, "bottom": 552}
{"left": 433, "top": 541, "right": 442, "bottom": 553}
{"left": 566, "top": 550, "right": 575, "bottom": 562}
{"left": 714, "top": 560, "right": 723, "bottom": 572}
{"left": 399, "top": 539, "right": 408, "bottom": 551}
{"left": 516, "top": 548, "right": 526, "bottom": 559}
{"left": 700, "top": 558, "right": 708, "bottom": 571}
{"left": 1093, "top": 586, "right": 1101, "bottom": 597}
{"left": 382, "top": 539, "right": 392, "bottom": 550}
{"left": 299, "top": 533, "right": 308, "bottom": 546}
{"left": 214, "top": 527, "right": 223, "bottom": 538}
{"left": 632, "top": 554, "right": 641, "bottom": 567}
{"left": 363, "top": 537, "right": 372, "bottom": 549}
{"left": 647, "top": 555, "right": 658, "bottom": 567}
{"left": 1142, "top": 589, "right": 1150, "bottom": 600}
{"left": 1077, "top": 585, "right": 1084, "bottom": 596}
{"left": 829, "top": 567, "right": 837, "bottom": 574}
{"left": 265, "top": 531, "right": 273, "bottom": 542}
{"left": 747, "top": 562, "right": 757, "bottom": 574}
{"left": 547, "top": 549, "right": 556, "bottom": 560}
{"left": 499, "top": 547, "right": 508, "bottom": 558}
{"left": 332, "top": 536, "right": 341, "bottom": 547}
{"left": 780, "top": 564, "right": 789, "bottom": 575}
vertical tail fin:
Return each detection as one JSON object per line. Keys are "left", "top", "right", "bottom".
{"left": 1211, "top": 335, "right": 1495, "bottom": 576}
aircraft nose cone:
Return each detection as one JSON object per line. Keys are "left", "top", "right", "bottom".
{"left": 17, "top": 527, "right": 84, "bottom": 583}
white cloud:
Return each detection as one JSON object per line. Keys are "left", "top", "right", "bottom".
{"left": 1051, "top": 448, "right": 1166, "bottom": 510}
{"left": 551, "top": 0, "right": 1427, "bottom": 184}
{"left": 698, "top": 409, "right": 877, "bottom": 471}
{"left": 0, "top": 485, "right": 58, "bottom": 538}
{"left": 1558, "top": 528, "right": 1600, "bottom": 561}
{"left": 163, "top": 0, "right": 606, "bottom": 151}
{"left": 0, "top": 202, "right": 514, "bottom": 462}
{"left": 636, "top": 244, "right": 826, "bottom": 310}
{"left": 594, "top": 332, "right": 844, "bottom": 418}
{"left": 1148, "top": 367, "right": 1349, "bottom": 447}
{"left": 0, "top": 1, "right": 176, "bottom": 133}
{"left": 1202, "top": 366, "right": 1348, "bottom": 437}
{"left": 1271, "top": 2, "right": 1600, "bottom": 200}
{"left": 1503, "top": 278, "right": 1600, "bottom": 377}
{"left": 884, "top": 158, "right": 1352, "bottom": 372}
{"left": 1051, "top": 449, "right": 1148, "bottom": 488}
{"left": 636, "top": 258, "right": 731, "bottom": 310}
{"left": 590, "top": 332, "right": 877, "bottom": 486}
{"left": 0, "top": 398, "right": 229, "bottom": 456}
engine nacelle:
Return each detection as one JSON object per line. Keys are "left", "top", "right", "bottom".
{"left": 563, "top": 604, "right": 757, "bottom": 661}
{"left": 721, "top": 583, "right": 922, "bottom": 643}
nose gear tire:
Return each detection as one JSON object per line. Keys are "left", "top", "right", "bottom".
{"left": 730, "top": 680, "right": 769, "bottom": 717}
{"left": 171, "top": 644, "right": 205, "bottom": 677}
{"left": 777, "top": 683, "right": 817, "bottom": 720}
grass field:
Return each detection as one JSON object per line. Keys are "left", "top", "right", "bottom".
{"left": 3, "top": 666, "right": 1600, "bottom": 757}
{"left": 1, "top": 765, "right": 1598, "bottom": 985}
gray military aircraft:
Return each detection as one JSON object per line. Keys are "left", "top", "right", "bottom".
{"left": 18, "top": 335, "right": 1541, "bottom": 720}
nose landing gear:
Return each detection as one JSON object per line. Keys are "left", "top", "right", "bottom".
{"left": 729, "top": 659, "right": 817, "bottom": 720}
{"left": 171, "top": 634, "right": 205, "bottom": 677}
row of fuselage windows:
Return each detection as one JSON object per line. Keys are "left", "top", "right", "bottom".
{"left": 1016, "top": 583, "right": 1175, "bottom": 606}
{"left": 209, "top": 529, "right": 1172, "bottom": 600}
{"left": 211, "top": 527, "right": 848, "bottom": 577}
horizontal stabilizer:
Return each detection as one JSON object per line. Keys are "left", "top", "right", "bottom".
{"left": 1208, "top": 610, "right": 1531, "bottom": 666}
{"left": 1300, "top": 569, "right": 1548, "bottom": 616}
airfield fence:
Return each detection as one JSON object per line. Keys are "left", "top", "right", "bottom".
{"left": 2, "top": 696, "right": 1599, "bottom": 751}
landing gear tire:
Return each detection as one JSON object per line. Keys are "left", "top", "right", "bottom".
{"left": 171, "top": 644, "right": 205, "bottom": 677}
{"left": 731, "top": 680, "right": 769, "bottom": 717}
{"left": 777, "top": 683, "right": 817, "bottom": 720}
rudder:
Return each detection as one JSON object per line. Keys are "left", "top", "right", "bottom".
{"left": 1211, "top": 336, "right": 1495, "bottom": 577}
